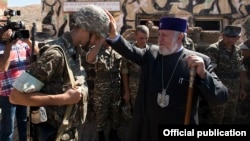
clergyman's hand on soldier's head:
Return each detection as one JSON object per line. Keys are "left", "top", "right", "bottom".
{"left": 104, "top": 10, "right": 118, "bottom": 39}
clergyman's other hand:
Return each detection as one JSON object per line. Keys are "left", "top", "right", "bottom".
{"left": 104, "top": 10, "right": 118, "bottom": 40}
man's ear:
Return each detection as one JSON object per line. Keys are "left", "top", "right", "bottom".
{"left": 178, "top": 33, "right": 185, "bottom": 42}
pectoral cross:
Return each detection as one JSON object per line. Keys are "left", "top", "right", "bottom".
{"left": 157, "top": 89, "right": 169, "bottom": 108}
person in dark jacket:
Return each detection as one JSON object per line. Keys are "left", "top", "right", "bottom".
{"left": 104, "top": 13, "right": 228, "bottom": 141}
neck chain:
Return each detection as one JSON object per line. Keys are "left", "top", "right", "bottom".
{"left": 157, "top": 52, "right": 184, "bottom": 108}
{"left": 161, "top": 52, "right": 184, "bottom": 92}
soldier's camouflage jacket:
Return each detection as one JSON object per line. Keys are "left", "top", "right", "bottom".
{"left": 205, "top": 40, "right": 243, "bottom": 79}
{"left": 120, "top": 43, "right": 148, "bottom": 103}
{"left": 27, "top": 32, "right": 88, "bottom": 132}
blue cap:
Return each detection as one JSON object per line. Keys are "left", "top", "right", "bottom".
{"left": 159, "top": 17, "right": 187, "bottom": 32}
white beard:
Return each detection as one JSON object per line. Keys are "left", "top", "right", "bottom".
{"left": 159, "top": 42, "right": 179, "bottom": 56}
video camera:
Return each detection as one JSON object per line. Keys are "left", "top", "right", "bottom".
{"left": 0, "top": 9, "right": 30, "bottom": 42}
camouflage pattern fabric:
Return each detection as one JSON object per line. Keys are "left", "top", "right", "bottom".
{"left": 236, "top": 43, "right": 250, "bottom": 124}
{"left": 93, "top": 47, "right": 122, "bottom": 131}
{"left": 240, "top": 38, "right": 250, "bottom": 80}
{"left": 122, "top": 58, "right": 141, "bottom": 107}
{"left": 77, "top": 48, "right": 97, "bottom": 141}
{"left": 80, "top": 48, "right": 96, "bottom": 123}
{"left": 28, "top": 32, "right": 88, "bottom": 140}
{"left": 120, "top": 43, "right": 149, "bottom": 121}
{"left": 120, "top": 57, "right": 140, "bottom": 121}
{"left": 73, "top": 5, "right": 110, "bottom": 38}
{"left": 121, "top": 58, "right": 141, "bottom": 107}
{"left": 200, "top": 40, "right": 242, "bottom": 124}
{"left": 243, "top": 56, "right": 250, "bottom": 80}
{"left": 236, "top": 79, "right": 250, "bottom": 124}
{"left": 183, "top": 34, "right": 196, "bottom": 51}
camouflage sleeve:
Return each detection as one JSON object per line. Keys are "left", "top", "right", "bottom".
{"left": 121, "top": 57, "right": 128, "bottom": 74}
{"left": 205, "top": 44, "right": 219, "bottom": 68}
{"left": 188, "top": 38, "right": 196, "bottom": 51}
{"left": 27, "top": 48, "right": 64, "bottom": 83}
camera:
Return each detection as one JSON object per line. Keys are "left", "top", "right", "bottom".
{"left": 0, "top": 9, "right": 30, "bottom": 42}
{"left": 4, "top": 9, "right": 21, "bottom": 17}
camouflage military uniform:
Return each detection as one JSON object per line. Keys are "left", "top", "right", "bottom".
{"left": 93, "top": 47, "right": 122, "bottom": 131}
{"left": 120, "top": 57, "right": 140, "bottom": 121}
{"left": 121, "top": 58, "right": 140, "bottom": 100}
{"left": 183, "top": 33, "right": 196, "bottom": 51}
{"left": 80, "top": 47, "right": 96, "bottom": 122}
{"left": 120, "top": 44, "right": 148, "bottom": 116}
{"left": 236, "top": 40, "right": 250, "bottom": 124}
{"left": 236, "top": 77, "right": 250, "bottom": 124}
{"left": 28, "top": 32, "right": 88, "bottom": 140}
{"left": 78, "top": 47, "right": 97, "bottom": 141}
{"left": 200, "top": 40, "right": 242, "bottom": 124}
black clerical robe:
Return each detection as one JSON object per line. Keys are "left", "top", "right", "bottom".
{"left": 107, "top": 36, "right": 228, "bottom": 141}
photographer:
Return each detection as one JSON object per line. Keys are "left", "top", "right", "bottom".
{"left": 0, "top": 28, "right": 39, "bottom": 141}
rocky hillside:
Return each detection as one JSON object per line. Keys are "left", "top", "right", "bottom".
{"left": 8, "top": 4, "right": 42, "bottom": 32}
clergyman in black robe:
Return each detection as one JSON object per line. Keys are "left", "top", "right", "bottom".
{"left": 105, "top": 15, "right": 228, "bottom": 141}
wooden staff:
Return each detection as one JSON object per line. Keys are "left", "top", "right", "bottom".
{"left": 184, "top": 67, "right": 196, "bottom": 125}
{"left": 27, "top": 23, "right": 37, "bottom": 141}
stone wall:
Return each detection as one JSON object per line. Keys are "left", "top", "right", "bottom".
{"left": 40, "top": 0, "right": 250, "bottom": 43}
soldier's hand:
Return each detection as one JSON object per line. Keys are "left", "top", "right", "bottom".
{"left": 63, "top": 88, "right": 82, "bottom": 104}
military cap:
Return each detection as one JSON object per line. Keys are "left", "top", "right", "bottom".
{"left": 73, "top": 5, "right": 110, "bottom": 38}
{"left": 223, "top": 25, "right": 241, "bottom": 37}
{"left": 159, "top": 17, "right": 187, "bottom": 32}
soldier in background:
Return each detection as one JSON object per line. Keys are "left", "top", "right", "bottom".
{"left": 78, "top": 46, "right": 97, "bottom": 141}
{"left": 183, "top": 24, "right": 196, "bottom": 51}
{"left": 201, "top": 25, "right": 243, "bottom": 124}
{"left": 121, "top": 25, "right": 150, "bottom": 112}
{"left": 236, "top": 38, "right": 250, "bottom": 124}
{"left": 86, "top": 39, "right": 122, "bottom": 141}
{"left": 119, "top": 25, "right": 150, "bottom": 141}
{"left": 146, "top": 20, "right": 158, "bottom": 44}
{"left": 146, "top": 20, "right": 158, "bottom": 31}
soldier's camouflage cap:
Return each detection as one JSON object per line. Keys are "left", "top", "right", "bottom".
{"left": 73, "top": 5, "right": 110, "bottom": 38}
{"left": 223, "top": 25, "right": 241, "bottom": 37}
